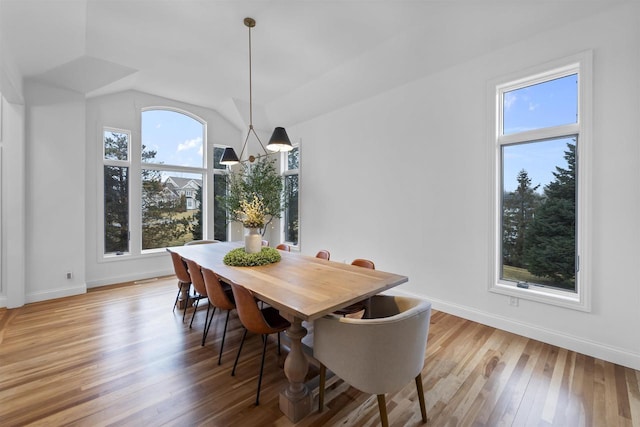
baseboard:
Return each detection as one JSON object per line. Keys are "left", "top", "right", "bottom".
{"left": 86, "top": 269, "right": 174, "bottom": 288}
{"left": 26, "top": 284, "right": 87, "bottom": 304}
{"left": 386, "top": 288, "right": 640, "bottom": 371}
{"left": 0, "top": 295, "right": 7, "bottom": 308}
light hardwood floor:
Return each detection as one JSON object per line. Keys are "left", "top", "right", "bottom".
{"left": 1, "top": 277, "right": 638, "bottom": 426}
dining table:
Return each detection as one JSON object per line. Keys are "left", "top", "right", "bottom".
{"left": 169, "top": 241, "right": 408, "bottom": 422}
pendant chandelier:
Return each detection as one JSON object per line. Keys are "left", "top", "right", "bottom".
{"left": 220, "top": 17, "right": 293, "bottom": 166}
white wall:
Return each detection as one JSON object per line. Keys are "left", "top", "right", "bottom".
{"left": 24, "top": 81, "right": 87, "bottom": 302}
{"left": 85, "top": 90, "right": 241, "bottom": 287}
{"left": 291, "top": 3, "right": 640, "bottom": 369}
{"left": 0, "top": 96, "right": 26, "bottom": 308}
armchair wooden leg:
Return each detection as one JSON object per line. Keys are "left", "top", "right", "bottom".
{"left": 415, "top": 373, "right": 427, "bottom": 423}
{"left": 318, "top": 364, "right": 326, "bottom": 411}
{"left": 377, "top": 394, "right": 389, "bottom": 427}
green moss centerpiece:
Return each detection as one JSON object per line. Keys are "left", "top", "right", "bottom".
{"left": 223, "top": 247, "right": 281, "bottom": 267}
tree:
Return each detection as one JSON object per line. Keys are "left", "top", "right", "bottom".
{"left": 217, "top": 157, "right": 286, "bottom": 236}
{"left": 524, "top": 142, "right": 576, "bottom": 287}
{"left": 141, "top": 172, "right": 193, "bottom": 249}
{"left": 191, "top": 185, "right": 203, "bottom": 241}
{"left": 502, "top": 169, "right": 542, "bottom": 267}
{"left": 213, "top": 174, "right": 228, "bottom": 241}
{"left": 104, "top": 133, "right": 129, "bottom": 253}
{"left": 140, "top": 144, "right": 193, "bottom": 249}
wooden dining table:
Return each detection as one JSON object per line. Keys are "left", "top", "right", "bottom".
{"left": 169, "top": 241, "right": 408, "bottom": 422}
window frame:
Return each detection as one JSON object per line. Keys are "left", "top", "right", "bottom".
{"left": 489, "top": 51, "right": 592, "bottom": 311}
{"left": 212, "top": 145, "right": 229, "bottom": 242}
{"left": 98, "top": 108, "right": 233, "bottom": 261}
{"left": 138, "top": 108, "right": 207, "bottom": 254}
{"left": 102, "top": 127, "right": 132, "bottom": 257}
{"left": 281, "top": 143, "right": 300, "bottom": 248}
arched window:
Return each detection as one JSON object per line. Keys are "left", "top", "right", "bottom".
{"left": 102, "top": 108, "right": 229, "bottom": 256}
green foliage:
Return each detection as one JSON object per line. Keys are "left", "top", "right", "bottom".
{"left": 223, "top": 247, "right": 281, "bottom": 266}
{"left": 524, "top": 142, "right": 576, "bottom": 287}
{"left": 141, "top": 174, "right": 193, "bottom": 249}
{"left": 104, "top": 133, "right": 129, "bottom": 253}
{"left": 217, "top": 157, "right": 286, "bottom": 235}
{"left": 502, "top": 169, "right": 543, "bottom": 267}
{"left": 191, "top": 186, "right": 203, "bottom": 241}
{"left": 213, "top": 174, "right": 228, "bottom": 241}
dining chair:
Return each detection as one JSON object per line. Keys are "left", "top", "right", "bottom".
{"left": 314, "top": 295, "right": 432, "bottom": 427}
{"left": 184, "top": 239, "right": 220, "bottom": 245}
{"left": 229, "top": 283, "right": 291, "bottom": 406}
{"left": 184, "top": 259, "right": 211, "bottom": 331}
{"left": 167, "top": 249, "right": 192, "bottom": 321}
{"left": 201, "top": 266, "right": 236, "bottom": 362}
{"left": 276, "top": 243, "right": 291, "bottom": 251}
{"left": 315, "top": 250, "right": 330, "bottom": 260}
{"left": 333, "top": 258, "right": 376, "bottom": 316}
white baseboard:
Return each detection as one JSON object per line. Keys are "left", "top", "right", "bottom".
{"left": 26, "top": 284, "right": 87, "bottom": 304}
{"left": 85, "top": 269, "right": 174, "bottom": 288}
{"left": 0, "top": 295, "right": 6, "bottom": 308}
{"left": 386, "top": 288, "right": 640, "bottom": 371}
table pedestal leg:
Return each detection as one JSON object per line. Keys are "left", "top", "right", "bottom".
{"left": 178, "top": 283, "right": 190, "bottom": 310}
{"left": 279, "top": 316, "right": 312, "bottom": 422}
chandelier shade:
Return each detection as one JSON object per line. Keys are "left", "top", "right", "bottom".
{"left": 266, "top": 127, "right": 293, "bottom": 152}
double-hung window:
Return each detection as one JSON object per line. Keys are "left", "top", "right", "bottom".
{"left": 282, "top": 145, "right": 299, "bottom": 246}
{"left": 491, "top": 52, "right": 591, "bottom": 310}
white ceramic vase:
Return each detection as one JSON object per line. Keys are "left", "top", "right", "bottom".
{"left": 244, "top": 227, "right": 262, "bottom": 254}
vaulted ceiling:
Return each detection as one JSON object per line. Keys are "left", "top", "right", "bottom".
{"left": 0, "top": 0, "right": 623, "bottom": 128}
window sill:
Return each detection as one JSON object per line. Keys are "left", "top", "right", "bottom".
{"left": 100, "top": 249, "right": 167, "bottom": 263}
{"left": 490, "top": 281, "right": 590, "bottom": 312}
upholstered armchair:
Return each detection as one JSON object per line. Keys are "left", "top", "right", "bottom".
{"left": 314, "top": 295, "right": 432, "bottom": 426}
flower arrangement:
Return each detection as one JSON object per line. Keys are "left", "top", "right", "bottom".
{"left": 236, "top": 195, "right": 268, "bottom": 229}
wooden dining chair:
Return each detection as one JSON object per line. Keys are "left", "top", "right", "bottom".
{"left": 333, "top": 258, "right": 376, "bottom": 316}
{"left": 230, "top": 283, "right": 291, "bottom": 406}
{"left": 315, "top": 250, "right": 330, "bottom": 260}
{"left": 184, "top": 259, "right": 210, "bottom": 331}
{"left": 276, "top": 243, "right": 291, "bottom": 251}
{"left": 167, "top": 249, "right": 192, "bottom": 321}
{"left": 201, "top": 266, "right": 236, "bottom": 363}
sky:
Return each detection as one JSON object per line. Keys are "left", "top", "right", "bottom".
{"left": 139, "top": 73, "right": 577, "bottom": 191}
{"left": 502, "top": 73, "right": 577, "bottom": 193}
{"left": 141, "top": 109, "right": 205, "bottom": 169}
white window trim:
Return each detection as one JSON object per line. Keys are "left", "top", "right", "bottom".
{"left": 98, "top": 108, "right": 214, "bottom": 261}
{"left": 488, "top": 51, "right": 592, "bottom": 312}
{"left": 213, "top": 144, "right": 230, "bottom": 242}
{"left": 100, "top": 127, "right": 132, "bottom": 259}
{"left": 281, "top": 142, "right": 300, "bottom": 248}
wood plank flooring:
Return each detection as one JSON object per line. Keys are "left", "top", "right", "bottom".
{"left": 1, "top": 276, "right": 638, "bottom": 426}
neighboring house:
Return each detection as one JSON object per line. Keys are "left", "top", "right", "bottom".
{"left": 164, "top": 177, "right": 202, "bottom": 210}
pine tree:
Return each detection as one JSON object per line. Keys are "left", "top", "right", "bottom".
{"left": 502, "top": 169, "right": 542, "bottom": 268}
{"left": 524, "top": 142, "right": 576, "bottom": 287}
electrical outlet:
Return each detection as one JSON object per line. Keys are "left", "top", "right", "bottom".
{"left": 66, "top": 271, "right": 73, "bottom": 280}
{"left": 509, "top": 296, "right": 519, "bottom": 307}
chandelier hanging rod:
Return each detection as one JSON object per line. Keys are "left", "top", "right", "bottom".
{"left": 220, "top": 17, "right": 293, "bottom": 166}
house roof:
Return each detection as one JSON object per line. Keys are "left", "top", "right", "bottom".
{"left": 165, "top": 177, "right": 202, "bottom": 190}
